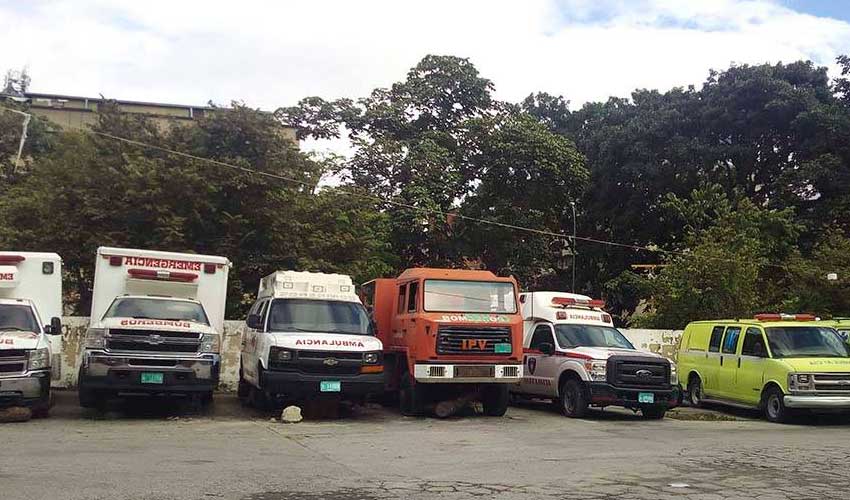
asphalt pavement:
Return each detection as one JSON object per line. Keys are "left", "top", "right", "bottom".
{"left": 1, "top": 391, "right": 849, "bottom": 500}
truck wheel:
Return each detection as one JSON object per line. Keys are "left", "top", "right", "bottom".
{"left": 201, "top": 391, "right": 214, "bottom": 406}
{"left": 399, "top": 373, "right": 423, "bottom": 416}
{"left": 687, "top": 376, "right": 704, "bottom": 408}
{"left": 78, "top": 369, "right": 102, "bottom": 409}
{"left": 481, "top": 385, "right": 509, "bottom": 417}
{"left": 763, "top": 386, "right": 792, "bottom": 424}
{"left": 237, "top": 368, "right": 250, "bottom": 405}
{"left": 641, "top": 405, "right": 666, "bottom": 419}
{"left": 559, "top": 378, "right": 589, "bottom": 418}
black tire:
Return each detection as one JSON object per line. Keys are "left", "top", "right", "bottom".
{"left": 78, "top": 368, "right": 102, "bottom": 409}
{"left": 763, "top": 386, "right": 792, "bottom": 423}
{"left": 399, "top": 372, "right": 423, "bottom": 416}
{"left": 481, "top": 385, "right": 510, "bottom": 417}
{"left": 687, "top": 376, "right": 704, "bottom": 408}
{"left": 237, "top": 367, "right": 251, "bottom": 405}
{"left": 558, "top": 378, "right": 589, "bottom": 418}
{"left": 201, "top": 391, "right": 214, "bottom": 406}
{"left": 248, "top": 364, "right": 272, "bottom": 411}
{"left": 642, "top": 405, "right": 666, "bottom": 419}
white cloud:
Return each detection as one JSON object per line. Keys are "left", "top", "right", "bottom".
{"left": 3, "top": 0, "right": 850, "bottom": 157}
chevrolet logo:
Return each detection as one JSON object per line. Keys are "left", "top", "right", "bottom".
{"left": 145, "top": 335, "right": 164, "bottom": 345}
{"left": 323, "top": 358, "right": 339, "bottom": 367}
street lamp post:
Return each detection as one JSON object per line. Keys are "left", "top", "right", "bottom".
{"left": 570, "top": 201, "right": 576, "bottom": 293}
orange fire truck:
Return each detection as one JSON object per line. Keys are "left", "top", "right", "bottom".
{"left": 361, "top": 268, "right": 523, "bottom": 417}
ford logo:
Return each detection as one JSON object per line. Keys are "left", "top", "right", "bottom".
{"left": 636, "top": 369, "right": 653, "bottom": 378}
{"left": 323, "top": 358, "right": 339, "bottom": 367}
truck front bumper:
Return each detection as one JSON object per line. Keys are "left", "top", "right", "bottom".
{"left": 784, "top": 395, "right": 850, "bottom": 409}
{"left": 80, "top": 351, "right": 220, "bottom": 394}
{"left": 588, "top": 382, "right": 680, "bottom": 408}
{"left": 262, "top": 370, "right": 385, "bottom": 398}
{"left": 0, "top": 370, "right": 51, "bottom": 408}
{"left": 413, "top": 363, "right": 523, "bottom": 384}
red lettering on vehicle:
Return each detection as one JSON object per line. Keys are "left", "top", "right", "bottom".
{"left": 0, "top": 273, "right": 14, "bottom": 280}
{"left": 294, "top": 339, "right": 366, "bottom": 348}
{"left": 119, "top": 319, "right": 192, "bottom": 328}
{"left": 122, "top": 257, "right": 203, "bottom": 271}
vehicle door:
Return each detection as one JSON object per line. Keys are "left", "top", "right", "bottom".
{"left": 715, "top": 326, "right": 742, "bottom": 399}
{"left": 734, "top": 327, "right": 769, "bottom": 405}
{"left": 520, "top": 324, "right": 558, "bottom": 396}
{"left": 394, "top": 282, "right": 418, "bottom": 348}
{"left": 702, "top": 325, "right": 725, "bottom": 396}
{"left": 242, "top": 299, "right": 269, "bottom": 385}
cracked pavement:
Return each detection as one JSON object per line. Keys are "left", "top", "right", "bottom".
{"left": 1, "top": 392, "right": 849, "bottom": 499}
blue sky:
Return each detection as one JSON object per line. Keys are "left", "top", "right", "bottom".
{"left": 2, "top": 0, "right": 850, "bottom": 156}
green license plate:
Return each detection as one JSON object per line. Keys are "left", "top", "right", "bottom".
{"left": 494, "top": 343, "right": 512, "bottom": 354}
{"left": 141, "top": 372, "right": 164, "bottom": 384}
{"left": 638, "top": 392, "right": 655, "bottom": 404}
{"left": 320, "top": 381, "right": 341, "bottom": 392}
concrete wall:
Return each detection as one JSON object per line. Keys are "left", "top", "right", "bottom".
{"left": 55, "top": 318, "right": 684, "bottom": 391}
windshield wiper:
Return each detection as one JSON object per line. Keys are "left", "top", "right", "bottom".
{"left": 0, "top": 326, "right": 29, "bottom": 331}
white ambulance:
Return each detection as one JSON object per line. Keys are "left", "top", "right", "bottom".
{"left": 78, "top": 247, "right": 230, "bottom": 408}
{"left": 512, "top": 292, "right": 679, "bottom": 419}
{"left": 239, "top": 271, "right": 384, "bottom": 408}
{"left": 0, "top": 252, "right": 63, "bottom": 416}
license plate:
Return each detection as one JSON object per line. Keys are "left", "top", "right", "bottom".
{"left": 494, "top": 343, "right": 512, "bottom": 354}
{"left": 141, "top": 372, "right": 164, "bottom": 384}
{"left": 320, "top": 381, "right": 341, "bottom": 392}
{"left": 638, "top": 392, "right": 655, "bottom": 404}
{"left": 455, "top": 365, "right": 495, "bottom": 378}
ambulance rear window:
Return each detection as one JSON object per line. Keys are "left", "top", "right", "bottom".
{"left": 0, "top": 304, "right": 39, "bottom": 333}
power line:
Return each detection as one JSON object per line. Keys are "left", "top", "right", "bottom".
{"left": 0, "top": 106, "right": 786, "bottom": 271}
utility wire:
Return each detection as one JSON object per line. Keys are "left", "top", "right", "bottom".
{"left": 0, "top": 105, "right": 785, "bottom": 271}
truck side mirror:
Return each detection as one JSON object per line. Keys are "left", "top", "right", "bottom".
{"left": 47, "top": 317, "right": 62, "bottom": 335}
{"left": 246, "top": 314, "right": 262, "bottom": 330}
{"left": 539, "top": 342, "right": 555, "bottom": 355}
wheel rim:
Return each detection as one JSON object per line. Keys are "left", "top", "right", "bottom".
{"left": 564, "top": 388, "right": 576, "bottom": 413}
{"left": 767, "top": 394, "right": 781, "bottom": 419}
{"left": 690, "top": 382, "right": 701, "bottom": 405}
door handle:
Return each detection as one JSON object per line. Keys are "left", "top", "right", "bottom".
{"left": 737, "top": 358, "right": 741, "bottom": 368}
{"left": 720, "top": 356, "right": 723, "bottom": 366}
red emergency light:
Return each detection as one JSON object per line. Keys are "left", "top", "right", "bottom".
{"left": 0, "top": 255, "right": 26, "bottom": 265}
{"left": 127, "top": 268, "right": 198, "bottom": 283}
{"left": 552, "top": 297, "right": 606, "bottom": 309}
{"left": 203, "top": 263, "right": 217, "bottom": 274}
{"left": 754, "top": 313, "right": 817, "bottom": 322}
{"left": 108, "top": 256, "right": 123, "bottom": 266}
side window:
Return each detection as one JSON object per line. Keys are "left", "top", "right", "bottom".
{"left": 257, "top": 300, "right": 269, "bottom": 332}
{"left": 741, "top": 327, "right": 767, "bottom": 357}
{"left": 407, "top": 281, "right": 419, "bottom": 313}
{"left": 530, "top": 325, "right": 555, "bottom": 350}
{"left": 708, "top": 326, "right": 724, "bottom": 352}
{"left": 397, "top": 284, "right": 407, "bottom": 314}
{"left": 722, "top": 327, "right": 742, "bottom": 354}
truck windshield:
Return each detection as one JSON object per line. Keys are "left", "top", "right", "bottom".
{"left": 765, "top": 327, "right": 850, "bottom": 358}
{"left": 104, "top": 298, "right": 209, "bottom": 325}
{"left": 268, "top": 299, "right": 373, "bottom": 335}
{"left": 423, "top": 280, "right": 517, "bottom": 313}
{"left": 0, "top": 304, "right": 39, "bottom": 332}
{"left": 555, "top": 325, "right": 635, "bottom": 350}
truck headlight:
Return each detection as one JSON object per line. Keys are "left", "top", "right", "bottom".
{"left": 363, "top": 352, "right": 380, "bottom": 364}
{"left": 788, "top": 373, "right": 814, "bottom": 392}
{"left": 85, "top": 328, "right": 107, "bottom": 349}
{"left": 585, "top": 360, "right": 607, "bottom": 382}
{"left": 28, "top": 347, "right": 50, "bottom": 371}
{"left": 271, "top": 348, "right": 293, "bottom": 362}
{"left": 199, "top": 334, "right": 221, "bottom": 354}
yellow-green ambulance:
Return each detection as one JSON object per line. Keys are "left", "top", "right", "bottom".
{"left": 677, "top": 314, "right": 850, "bottom": 423}
{"left": 814, "top": 319, "right": 850, "bottom": 344}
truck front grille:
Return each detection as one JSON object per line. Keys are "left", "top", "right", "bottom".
{"left": 436, "top": 326, "right": 512, "bottom": 355}
{"left": 105, "top": 329, "right": 201, "bottom": 354}
{"left": 608, "top": 356, "right": 670, "bottom": 388}
{"left": 813, "top": 373, "right": 850, "bottom": 392}
{"left": 269, "top": 349, "right": 362, "bottom": 375}
{"left": 0, "top": 351, "right": 26, "bottom": 375}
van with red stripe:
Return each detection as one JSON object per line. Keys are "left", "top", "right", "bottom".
{"left": 78, "top": 247, "right": 230, "bottom": 409}
{"left": 511, "top": 292, "right": 679, "bottom": 419}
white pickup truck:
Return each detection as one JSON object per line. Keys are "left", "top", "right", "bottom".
{"left": 0, "top": 252, "right": 63, "bottom": 416}
{"left": 78, "top": 247, "right": 230, "bottom": 408}
{"left": 511, "top": 292, "right": 679, "bottom": 419}
{"left": 238, "top": 271, "right": 384, "bottom": 408}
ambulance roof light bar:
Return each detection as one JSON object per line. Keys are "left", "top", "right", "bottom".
{"left": 127, "top": 268, "right": 198, "bottom": 283}
{"left": 754, "top": 313, "right": 817, "bottom": 322}
{"left": 552, "top": 297, "right": 606, "bottom": 309}
{"left": 0, "top": 255, "right": 26, "bottom": 265}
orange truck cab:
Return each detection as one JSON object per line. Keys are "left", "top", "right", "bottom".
{"left": 361, "top": 268, "right": 524, "bottom": 417}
